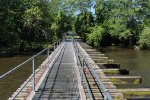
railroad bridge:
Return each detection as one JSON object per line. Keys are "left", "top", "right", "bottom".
{"left": 1, "top": 38, "right": 150, "bottom": 100}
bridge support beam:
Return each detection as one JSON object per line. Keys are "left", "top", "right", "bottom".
{"left": 102, "top": 69, "right": 129, "bottom": 75}
{"left": 106, "top": 76, "right": 142, "bottom": 84}
{"left": 118, "top": 88, "right": 150, "bottom": 99}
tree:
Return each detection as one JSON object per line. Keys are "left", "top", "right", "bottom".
{"left": 0, "top": 0, "right": 24, "bottom": 49}
{"left": 51, "top": 11, "right": 72, "bottom": 41}
{"left": 87, "top": 25, "right": 104, "bottom": 47}
{"left": 95, "top": 0, "right": 144, "bottom": 47}
{"left": 139, "top": 26, "right": 150, "bottom": 48}
{"left": 74, "top": 11, "right": 94, "bottom": 41}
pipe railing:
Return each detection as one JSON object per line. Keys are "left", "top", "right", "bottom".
{"left": 0, "top": 40, "right": 61, "bottom": 80}
{"left": 11, "top": 40, "right": 64, "bottom": 99}
{"left": 0, "top": 39, "right": 62, "bottom": 99}
{"left": 73, "top": 40, "right": 94, "bottom": 100}
{"left": 73, "top": 40, "right": 113, "bottom": 100}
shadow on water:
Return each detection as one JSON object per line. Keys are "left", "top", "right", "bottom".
{"left": 100, "top": 46, "right": 150, "bottom": 88}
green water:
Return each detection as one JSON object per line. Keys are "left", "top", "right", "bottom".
{"left": 0, "top": 54, "right": 47, "bottom": 100}
{"left": 100, "top": 46, "right": 150, "bottom": 88}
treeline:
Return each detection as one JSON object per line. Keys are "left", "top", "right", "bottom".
{"left": 74, "top": 0, "right": 150, "bottom": 49}
{"left": 0, "top": 0, "right": 71, "bottom": 52}
{"left": 1, "top": 0, "right": 150, "bottom": 52}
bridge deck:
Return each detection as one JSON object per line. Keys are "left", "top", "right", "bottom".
{"left": 33, "top": 42, "right": 80, "bottom": 100}
{"left": 8, "top": 40, "right": 150, "bottom": 100}
{"left": 9, "top": 41, "right": 124, "bottom": 100}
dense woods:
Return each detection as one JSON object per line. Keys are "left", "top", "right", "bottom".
{"left": 0, "top": 0, "right": 150, "bottom": 52}
{"left": 0, "top": 0, "right": 72, "bottom": 52}
{"left": 74, "top": 0, "right": 150, "bottom": 49}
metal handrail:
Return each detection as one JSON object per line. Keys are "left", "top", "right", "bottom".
{"left": 11, "top": 41, "right": 64, "bottom": 99}
{"left": 0, "top": 40, "right": 61, "bottom": 80}
{"left": 74, "top": 41, "right": 113, "bottom": 100}
{"left": 1, "top": 40, "right": 62, "bottom": 99}
{"left": 79, "top": 57, "right": 94, "bottom": 100}
{"left": 73, "top": 40, "right": 94, "bottom": 100}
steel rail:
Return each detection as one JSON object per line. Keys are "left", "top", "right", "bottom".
{"left": 76, "top": 42, "right": 113, "bottom": 100}
{"left": 10, "top": 41, "right": 64, "bottom": 99}
{"left": 73, "top": 40, "right": 94, "bottom": 100}
{"left": 0, "top": 40, "right": 61, "bottom": 80}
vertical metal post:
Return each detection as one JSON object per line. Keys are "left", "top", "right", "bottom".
{"left": 54, "top": 43, "right": 55, "bottom": 50}
{"left": 81, "top": 58, "right": 84, "bottom": 84}
{"left": 47, "top": 48, "right": 49, "bottom": 58}
{"left": 56, "top": 42, "right": 58, "bottom": 48}
{"left": 58, "top": 40, "right": 60, "bottom": 45}
{"left": 104, "top": 95, "right": 107, "bottom": 100}
{"left": 32, "top": 56, "right": 35, "bottom": 92}
{"left": 80, "top": 67, "right": 83, "bottom": 84}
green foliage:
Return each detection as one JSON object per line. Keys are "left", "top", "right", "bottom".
{"left": 1, "top": 0, "right": 150, "bottom": 51}
{"left": 87, "top": 25, "right": 104, "bottom": 47}
{"left": 93, "top": 0, "right": 146, "bottom": 47}
{"left": 0, "top": 0, "right": 69, "bottom": 51}
{"left": 51, "top": 11, "right": 72, "bottom": 40}
{"left": 139, "top": 27, "right": 150, "bottom": 48}
{"left": 0, "top": 0, "right": 24, "bottom": 48}
{"left": 74, "top": 11, "right": 94, "bottom": 41}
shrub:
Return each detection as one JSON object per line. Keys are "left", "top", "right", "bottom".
{"left": 87, "top": 25, "right": 104, "bottom": 47}
{"left": 139, "top": 27, "right": 150, "bottom": 48}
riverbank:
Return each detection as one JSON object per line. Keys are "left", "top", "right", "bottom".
{"left": 0, "top": 43, "right": 53, "bottom": 57}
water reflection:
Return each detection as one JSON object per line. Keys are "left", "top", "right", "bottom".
{"left": 100, "top": 46, "right": 150, "bottom": 88}
{"left": 0, "top": 54, "right": 47, "bottom": 99}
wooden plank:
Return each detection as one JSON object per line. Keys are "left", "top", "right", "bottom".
{"left": 86, "top": 51, "right": 102, "bottom": 54}
{"left": 103, "top": 64, "right": 120, "bottom": 68}
{"left": 85, "top": 49, "right": 97, "bottom": 52}
{"left": 93, "top": 57, "right": 108, "bottom": 60}
{"left": 107, "top": 60, "right": 114, "bottom": 64}
{"left": 118, "top": 88, "right": 150, "bottom": 99}
{"left": 106, "top": 76, "right": 142, "bottom": 84}
{"left": 102, "top": 69, "right": 129, "bottom": 75}
{"left": 89, "top": 54, "right": 105, "bottom": 57}
{"left": 97, "top": 63, "right": 120, "bottom": 69}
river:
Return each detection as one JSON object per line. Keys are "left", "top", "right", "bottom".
{"left": 0, "top": 54, "right": 47, "bottom": 100}
{"left": 0, "top": 46, "right": 150, "bottom": 99}
{"left": 100, "top": 46, "right": 150, "bottom": 88}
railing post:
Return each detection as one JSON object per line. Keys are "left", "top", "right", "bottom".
{"left": 81, "top": 58, "right": 84, "bottom": 84}
{"left": 47, "top": 48, "right": 49, "bottom": 58}
{"left": 58, "top": 40, "right": 60, "bottom": 45}
{"left": 56, "top": 41, "right": 58, "bottom": 47}
{"left": 104, "top": 95, "right": 107, "bottom": 100}
{"left": 54, "top": 43, "right": 55, "bottom": 50}
{"left": 32, "top": 55, "right": 35, "bottom": 92}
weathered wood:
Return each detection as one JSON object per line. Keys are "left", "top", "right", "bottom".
{"left": 93, "top": 59, "right": 108, "bottom": 63}
{"left": 103, "top": 69, "right": 129, "bottom": 75}
{"left": 106, "top": 76, "right": 142, "bottom": 84}
{"left": 118, "top": 88, "right": 150, "bottom": 99}
{"left": 107, "top": 60, "right": 114, "bottom": 64}
{"left": 94, "top": 57, "right": 108, "bottom": 59}
{"left": 97, "top": 63, "right": 120, "bottom": 69}
{"left": 85, "top": 49, "right": 97, "bottom": 52}
{"left": 84, "top": 90, "right": 123, "bottom": 100}
{"left": 10, "top": 97, "right": 24, "bottom": 100}
{"left": 89, "top": 54, "right": 105, "bottom": 57}
{"left": 93, "top": 57, "right": 108, "bottom": 62}
{"left": 86, "top": 51, "right": 101, "bottom": 54}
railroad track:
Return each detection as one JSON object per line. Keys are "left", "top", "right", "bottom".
{"left": 9, "top": 40, "right": 124, "bottom": 100}
{"left": 83, "top": 63, "right": 104, "bottom": 100}
{"left": 74, "top": 42, "right": 106, "bottom": 100}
